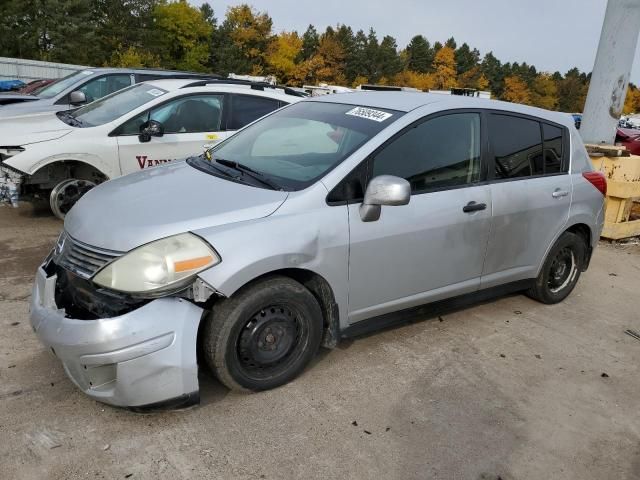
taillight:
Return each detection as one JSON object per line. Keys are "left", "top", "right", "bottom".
{"left": 582, "top": 171, "right": 607, "bottom": 196}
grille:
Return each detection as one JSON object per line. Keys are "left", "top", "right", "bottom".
{"left": 54, "top": 232, "right": 122, "bottom": 279}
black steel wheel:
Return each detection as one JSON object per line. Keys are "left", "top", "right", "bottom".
{"left": 527, "top": 231, "right": 586, "bottom": 304}
{"left": 203, "top": 276, "right": 323, "bottom": 391}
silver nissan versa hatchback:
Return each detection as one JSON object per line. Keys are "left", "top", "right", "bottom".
{"left": 30, "top": 92, "right": 606, "bottom": 408}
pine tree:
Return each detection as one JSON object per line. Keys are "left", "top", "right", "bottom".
{"left": 405, "top": 35, "right": 433, "bottom": 73}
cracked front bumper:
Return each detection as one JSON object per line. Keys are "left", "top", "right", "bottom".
{"left": 30, "top": 266, "right": 204, "bottom": 408}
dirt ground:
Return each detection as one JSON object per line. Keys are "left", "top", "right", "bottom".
{"left": 1, "top": 203, "right": 639, "bottom": 480}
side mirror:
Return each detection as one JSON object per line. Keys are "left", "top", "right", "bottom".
{"left": 69, "top": 91, "right": 87, "bottom": 105}
{"left": 359, "top": 175, "right": 410, "bottom": 222}
{"left": 139, "top": 120, "right": 164, "bottom": 143}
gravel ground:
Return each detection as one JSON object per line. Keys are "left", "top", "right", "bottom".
{"left": 1, "top": 203, "right": 639, "bottom": 480}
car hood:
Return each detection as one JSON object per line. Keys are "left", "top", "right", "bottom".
{"left": 0, "top": 93, "right": 40, "bottom": 105}
{"left": 65, "top": 160, "right": 289, "bottom": 252}
{"left": 0, "top": 112, "right": 73, "bottom": 145}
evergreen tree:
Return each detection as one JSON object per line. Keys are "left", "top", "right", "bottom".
{"left": 454, "top": 43, "right": 480, "bottom": 76}
{"left": 378, "top": 35, "right": 403, "bottom": 79}
{"left": 406, "top": 35, "right": 433, "bottom": 73}
{"left": 298, "top": 25, "right": 320, "bottom": 62}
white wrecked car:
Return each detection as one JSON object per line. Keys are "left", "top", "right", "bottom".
{"left": 0, "top": 79, "right": 301, "bottom": 217}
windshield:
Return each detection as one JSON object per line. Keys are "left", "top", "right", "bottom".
{"left": 189, "top": 101, "right": 402, "bottom": 190}
{"left": 61, "top": 84, "right": 168, "bottom": 128}
{"left": 37, "top": 70, "right": 95, "bottom": 99}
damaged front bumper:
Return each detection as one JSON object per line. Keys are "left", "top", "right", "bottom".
{"left": 30, "top": 266, "right": 204, "bottom": 408}
{"left": 0, "top": 162, "right": 24, "bottom": 207}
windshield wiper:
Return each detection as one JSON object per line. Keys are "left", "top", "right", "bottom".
{"left": 215, "top": 159, "right": 282, "bottom": 190}
{"left": 57, "top": 111, "right": 84, "bottom": 127}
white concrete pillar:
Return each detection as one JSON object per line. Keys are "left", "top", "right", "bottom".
{"left": 580, "top": 0, "right": 640, "bottom": 144}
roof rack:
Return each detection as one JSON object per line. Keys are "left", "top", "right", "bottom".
{"left": 180, "top": 78, "right": 307, "bottom": 97}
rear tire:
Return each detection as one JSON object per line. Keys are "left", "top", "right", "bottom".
{"left": 202, "top": 276, "right": 323, "bottom": 392}
{"left": 527, "top": 231, "right": 586, "bottom": 304}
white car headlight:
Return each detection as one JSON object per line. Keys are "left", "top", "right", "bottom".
{"left": 93, "top": 233, "right": 220, "bottom": 295}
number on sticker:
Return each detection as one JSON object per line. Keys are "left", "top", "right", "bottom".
{"left": 346, "top": 107, "right": 393, "bottom": 122}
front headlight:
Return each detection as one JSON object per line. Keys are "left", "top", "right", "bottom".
{"left": 92, "top": 233, "right": 220, "bottom": 295}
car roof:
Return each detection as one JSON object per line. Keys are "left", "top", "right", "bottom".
{"left": 307, "top": 91, "right": 574, "bottom": 128}
{"left": 144, "top": 79, "right": 301, "bottom": 102}
{"left": 75, "top": 67, "right": 212, "bottom": 76}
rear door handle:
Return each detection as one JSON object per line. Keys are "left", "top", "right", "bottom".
{"left": 552, "top": 189, "right": 569, "bottom": 198}
{"left": 463, "top": 201, "right": 487, "bottom": 213}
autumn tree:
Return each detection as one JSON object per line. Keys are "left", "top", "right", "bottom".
{"left": 530, "top": 73, "right": 558, "bottom": 110}
{"left": 266, "top": 31, "right": 302, "bottom": 84}
{"left": 212, "top": 4, "right": 273, "bottom": 75}
{"left": 296, "top": 29, "right": 346, "bottom": 85}
{"left": 557, "top": 68, "right": 588, "bottom": 112}
{"left": 152, "top": 0, "right": 212, "bottom": 72}
{"left": 110, "top": 46, "right": 160, "bottom": 68}
{"left": 430, "top": 46, "right": 457, "bottom": 89}
{"left": 623, "top": 84, "right": 640, "bottom": 114}
{"left": 502, "top": 75, "right": 532, "bottom": 105}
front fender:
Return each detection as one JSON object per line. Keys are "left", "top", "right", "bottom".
{"left": 6, "top": 151, "right": 116, "bottom": 179}
{"left": 195, "top": 204, "right": 350, "bottom": 329}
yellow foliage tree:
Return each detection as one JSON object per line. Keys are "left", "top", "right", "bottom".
{"left": 266, "top": 31, "right": 302, "bottom": 84}
{"left": 457, "top": 66, "right": 489, "bottom": 91}
{"left": 109, "top": 46, "right": 160, "bottom": 68}
{"left": 351, "top": 75, "right": 369, "bottom": 88}
{"left": 430, "top": 46, "right": 457, "bottom": 90}
{"left": 503, "top": 75, "right": 532, "bottom": 105}
{"left": 295, "top": 34, "right": 346, "bottom": 85}
{"left": 393, "top": 70, "right": 434, "bottom": 91}
{"left": 477, "top": 73, "right": 489, "bottom": 91}
{"left": 623, "top": 86, "right": 640, "bottom": 114}
{"left": 224, "top": 5, "right": 273, "bottom": 72}
{"left": 530, "top": 73, "right": 558, "bottom": 110}
{"left": 153, "top": 0, "right": 212, "bottom": 72}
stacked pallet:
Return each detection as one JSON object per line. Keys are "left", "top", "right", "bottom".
{"left": 588, "top": 144, "right": 640, "bottom": 239}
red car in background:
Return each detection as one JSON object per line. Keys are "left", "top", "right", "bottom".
{"left": 18, "top": 79, "right": 55, "bottom": 95}
{"left": 616, "top": 128, "right": 640, "bottom": 155}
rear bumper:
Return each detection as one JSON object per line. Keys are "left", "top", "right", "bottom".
{"left": 30, "top": 266, "right": 204, "bottom": 408}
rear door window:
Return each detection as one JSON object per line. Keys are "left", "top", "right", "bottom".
{"left": 228, "top": 95, "right": 281, "bottom": 130}
{"left": 489, "top": 114, "right": 543, "bottom": 179}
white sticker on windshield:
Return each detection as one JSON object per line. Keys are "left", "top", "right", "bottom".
{"left": 147, "top": 89, "right": 165, "bottom": 97}
{"left": 346, "top": 106, "right": 392, "bottom": 122}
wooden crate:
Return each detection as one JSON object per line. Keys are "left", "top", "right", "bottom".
{"left": 588, "top": 145, "right": 640, "bottom": 240}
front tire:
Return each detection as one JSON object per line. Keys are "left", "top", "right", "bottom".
{"left": 49, "top": 178, "right": 96, "bottom": 219}
{"left": 203, "top": 276, "right": 323, "bottom": 391}
{"left": 527, "top": 231, "right": 586, "bottom": 304}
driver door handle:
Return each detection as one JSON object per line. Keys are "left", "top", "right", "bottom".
{"left": 463, "top": 201, "right": 487, "bottom": 213}
{"left": 552, "top": 189, "right": 569, "bottom": 198}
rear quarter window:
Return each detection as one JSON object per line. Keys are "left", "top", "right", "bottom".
{"left": 228, "top": 95, "right": 280, "bottom": 130}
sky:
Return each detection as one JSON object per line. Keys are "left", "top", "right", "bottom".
{"left": 189, "top": 0, "right": 640, "bottom": 83}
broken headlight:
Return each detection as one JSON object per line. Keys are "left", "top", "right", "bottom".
{"left": 92, "top": 233, "right": 220, "bottom": 296}
{"left": 0, "top": 146, "right": 25, "bottom": 162}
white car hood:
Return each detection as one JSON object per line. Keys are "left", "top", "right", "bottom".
{"left": 0, "top": 112, "right": 73, "bottom": 146}
{"left": 65, "top": 160, "right": 289, "bottom": 252}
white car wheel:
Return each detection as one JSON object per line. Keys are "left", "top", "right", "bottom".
{"left": 49, "top": 178, "right": 96, "bottom": 220}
